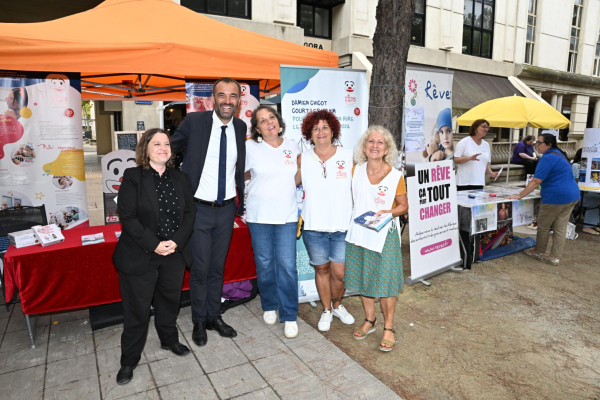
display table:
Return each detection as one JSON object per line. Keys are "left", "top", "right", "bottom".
{"left": 575, "top": 188, "right": 600, "bottom": 228}
{"left": 3, "top": 217, "right": 255, "bottom": 346}
{"left": 456, "top": 188, "right": 540, "bottom": 269}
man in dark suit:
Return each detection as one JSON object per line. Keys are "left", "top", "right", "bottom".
{"left": 171, "top": 78, "right": 246, "bottom": 346}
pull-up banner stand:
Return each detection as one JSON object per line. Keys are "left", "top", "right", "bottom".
{"left": 406, "top": 160, "right": 462, "bottom": 284}
{"left": 0, "top": 70, "right": 88, "bottom": 229}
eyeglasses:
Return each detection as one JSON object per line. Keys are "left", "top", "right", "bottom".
{"left": 319, "top": 161, "right": 327, "bottom": 179}
{"left": 536, "top": 141, "right": 545, "bottom": 145}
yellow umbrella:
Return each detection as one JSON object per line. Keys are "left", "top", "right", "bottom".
{"left": 457, "top": 96, "right": 570, "bottom": 129}
{"left": 457, "top": 96, "right": 570, "bottom": 185}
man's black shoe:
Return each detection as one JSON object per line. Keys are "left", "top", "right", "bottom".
{"left": 116, "top": 365, "right": 136, "bottom": 385}
{"left": 205, "top": 316, "right": 237, "bottom": 338}
{"left": 161, "top": 342, "right": 191, "bottom": 356}
{"left": 192, "top": 322, "right": 207, "bottom": 346}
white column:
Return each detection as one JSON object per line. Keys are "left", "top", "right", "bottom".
{"left": 551, "top": 93, "right": 558, "bottom": 108}
{"left": 557, "top": 94, "right": 563, "bottom": 113}
{"left": 569, "top": 95, "right": 590, "bottom": 142}
{"left": 593, "top": 98, "right": 600, "bottom": 128}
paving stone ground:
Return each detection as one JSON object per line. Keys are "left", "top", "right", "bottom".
{"left": 0, "top": 144, "right": 400, "bottom": 399}
{"left": 0, "top": 298, "right": 400, "bottom": 400}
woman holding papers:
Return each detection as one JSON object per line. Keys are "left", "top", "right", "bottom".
{"left": 112, "top": 128, "right": 195, "bottom": 385}
{"left": 296, "top": 109, "right": 355, "bottom": 332}
{"left": 244, "top": 105, "right": 300, "bottom": 338}
{"left": 345, "top": 126, "right": 408, "bottom": 352}
{"left": 454, "top": 119, "right": 499, "bottom": 190}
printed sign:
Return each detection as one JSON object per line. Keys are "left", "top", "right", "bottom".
{"left": 406, "top": 160, "right": 461, "bottom": 283}
{"left": 579, "top": 128, "right": 600, "bottom": 189}
{"left": 281, "top": 66, "right": 368, "bottom": 151}
{"left": 185, "top": 80, "right": 260, "bottom": 140}
{"left": 404, "top": 67, "right": 454, "bottom": 164}
{"left": 0, "top": 70, "right": 88, "bottom": 229}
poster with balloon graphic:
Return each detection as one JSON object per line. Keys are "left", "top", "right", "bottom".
{"left": 0, "top": 70, "right": 88, "bottom": 229}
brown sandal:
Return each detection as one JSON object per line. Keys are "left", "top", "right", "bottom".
{"left": 379, "top": 327, "right": 397, "bottom": 352}
{"left": 353, "top": 318, "right": 376, "bottom": 340}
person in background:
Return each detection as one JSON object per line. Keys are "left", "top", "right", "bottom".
{"left": 508, "top": 134, "right": 579, "bottom": 265}
{"left": 572, "top": 148, "right": 600, "bottom": 235}
{"left": 512, "top": 135, "right": 538, "bottom": 175}
{"left": 245, "top": 105, "right": 300, "bottom": 338}
{"left": 113, "top": 128, "right": 195, "bottom": 385}
{"left": 454, "top": 119, "right": 498, "bottom": 190}
{"left": 345, "top": 126, "right": 408, "bottom": 352}
{"left": 296, "top": 109, "right": 355, "bottom": 332}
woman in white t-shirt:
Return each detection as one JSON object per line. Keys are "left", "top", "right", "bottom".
{"left": 245, "top": 105, "right": 300, "bottom": 338}
{"left": 454, "top": 119, "right": 498, "bottom": 191}
{"left": 296, "top": 110, "right": 355, "bottom": 332}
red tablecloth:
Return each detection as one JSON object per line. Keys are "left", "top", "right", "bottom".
{"left": 3, "top": 217, "right": 255, "bottom": 315}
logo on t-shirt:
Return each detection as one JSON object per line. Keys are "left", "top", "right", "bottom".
{"left": 375, "top": 185, "right": 388, "bottom": 204}
{"left": 335, "top": 160, "right": 347, "bottom": 179}
{"left": 283, "top": 149, "right": 295, "bottom": 166}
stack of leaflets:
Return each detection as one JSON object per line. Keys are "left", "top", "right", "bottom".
{"left": 81, "top": 233, "right": 105, "bottom": 245}
{"left": 354, "top": 211, "right": 393, "bottom": 232}
{"left": 32, "top": 224, "right": 65, "bottom": 247}
{"left": 8, "top": 229, "right": 40, "bottom": 248}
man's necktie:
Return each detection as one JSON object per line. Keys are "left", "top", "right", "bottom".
{"left": 216, "top": 125, "right": 227, "bottom": 205}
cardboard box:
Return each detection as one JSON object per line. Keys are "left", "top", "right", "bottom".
{"left": 8, "top": 229, "right": 40, "bottom": 248}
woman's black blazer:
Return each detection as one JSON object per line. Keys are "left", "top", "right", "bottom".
{"left": 113, "top": 166, "right": 195, "bottom": 275}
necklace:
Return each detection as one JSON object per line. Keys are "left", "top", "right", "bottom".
{"left": 367, "top": 165, "right": 387, "bottom": 176}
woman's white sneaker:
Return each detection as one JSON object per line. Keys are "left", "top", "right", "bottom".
{"left": 263, "top": 311, "right": 277, "bottom": 325}
{"left": 332, "top": 304, "right": 355, "bottom": 325}
{"left": 284, "top": 321, "right": 298, "bottom": 338}
{"left": 317, "top": 309, "right": 333, "bottom": 331}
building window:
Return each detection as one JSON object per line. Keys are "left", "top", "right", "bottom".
{"left": 568, "top": 0, "right": 583, "bottom": 73}
{"left": 524, "top": 0, "right": 537, "bottom": 65}
{"left": 298, "top": 2, "right": 331, "bottom": 39}
{"left": 411, "top": 0, "right": 426, "bottom": 47}
{"left": 462, "top": 0, "right": 494, "bottom": 58}
{"left": 593, "top": 29, "right": 600, "bottom": 76}
{"left": 181, "top": 0, "right": 251, "bottom": 19}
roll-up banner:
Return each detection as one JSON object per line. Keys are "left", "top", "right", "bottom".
{"left": 404, "top": 67, "right": 454, "bottom": 166}
{"left": 185, "top": 80, "right": 260, "bottom": 140}
{"left": 406, "top": 160, "right": 462, "bottom": 284}
{"left": 280, "top": 65, "right": 368, "bottom": 151}
{"left": 0, "top": 70, "right": 88, "bottom": 229}
{"left": 578, "top": 128, "right": 600, "bottom": 190}
{"left": 281, "top": 65, "right": 369, "bottom": 303}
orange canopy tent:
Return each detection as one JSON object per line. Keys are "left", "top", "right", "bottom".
{"left": 0, "top": 0, "right": 339, "bottom": 100}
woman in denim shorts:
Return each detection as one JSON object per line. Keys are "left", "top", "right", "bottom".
{"left": 296, "top": 110, "right": 355, "bottom": 331}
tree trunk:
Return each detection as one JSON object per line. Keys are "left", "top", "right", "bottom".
{"left": 368, "top": 0, "right": 414, "bottom": 148}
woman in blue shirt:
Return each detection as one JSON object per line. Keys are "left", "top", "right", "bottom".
{"left": 511, "top": 135, "right": 538, "bottom": 175}
{"left": 508, "top": 134, "right": 579, "bottom": 266}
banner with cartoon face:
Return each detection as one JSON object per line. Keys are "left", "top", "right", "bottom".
{"left": 0, "top": 70, "right": 88, "bottom": 229}
{"left": 101, "top": 150, "right": 136, "bottom": 223}
{"left": 280, "top": 66, "right": 368, "bottom": 152}
{"left": 185, "top": 80, "right": 260, "bottom": 140}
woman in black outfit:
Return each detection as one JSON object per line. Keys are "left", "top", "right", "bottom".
{"left": 112, "top": 128, "right": 195, "bottom": 385}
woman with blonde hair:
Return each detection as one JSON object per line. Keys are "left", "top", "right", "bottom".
{"left": 345, "top": 126, "right": 408, "bottom": 352}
